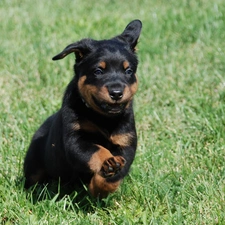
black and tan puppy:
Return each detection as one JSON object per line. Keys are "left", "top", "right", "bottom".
{"left": 24, "top": 20, "right": 142, "bottom": 198}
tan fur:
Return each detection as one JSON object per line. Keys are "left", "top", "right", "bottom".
{"left": 88, "top": 145, "right": 113, "bottom": 173}
{"left": 123, "top": 60, "right": 130, "bottom": 69}
{"left": 72, "top": 122, "right": 81, "bottom": 131}
{"left": 78, "top": 74, "right": 138, "bottom": 116}
{"left": 88, "top": 145, "right": 123, "bottom": 198}
{"left": 99, "top": 61, "right": 106, "bottom": 69}
{"left": 78, "top": 76, "right": 106, "bottom": 114}
{"left": 110, "top": 133, "right": 134, "bottom": 147}
{"left": 88, "top": 173, "right": 121, "bottom": 198}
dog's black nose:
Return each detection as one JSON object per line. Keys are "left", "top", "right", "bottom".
{"left": 109, "top": 90, "right": 123, "bottom": 101}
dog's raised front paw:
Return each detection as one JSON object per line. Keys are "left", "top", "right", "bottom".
{"left": 100, "top": 156, "right": 126, "bottom": 178}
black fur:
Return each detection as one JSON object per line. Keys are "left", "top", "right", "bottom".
{"left": 24, "top": 20, "right": 142, "bottom": 198}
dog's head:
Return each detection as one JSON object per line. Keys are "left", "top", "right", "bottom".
{"left": 53, "top": 20, "right": 142, "bottom": 116}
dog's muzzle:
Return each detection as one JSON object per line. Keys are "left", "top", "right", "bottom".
{"left": 93, "top": 96, "right": 127, "bottom": 115}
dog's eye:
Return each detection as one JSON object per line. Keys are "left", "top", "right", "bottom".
{"left": 125, "top": 68, "right": 133, "bottom": 76}
{"left": 94, "top": 68, "right": 103, "bottom": 76}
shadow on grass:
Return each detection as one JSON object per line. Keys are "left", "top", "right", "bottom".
{"left": 15, "top": 177, "right": 114, "bottom": 212}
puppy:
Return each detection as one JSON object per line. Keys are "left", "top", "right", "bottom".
{"left": 24, "top": 20, "right": 142, "bottom": 198}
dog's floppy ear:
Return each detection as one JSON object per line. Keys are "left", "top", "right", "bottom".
{"left": 52, "top": 39, "right": 92, "bottom": 61}
{"left": 116, "top": 19, "right": 142, "bottom": 51}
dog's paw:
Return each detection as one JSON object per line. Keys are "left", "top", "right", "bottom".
{"left": 100, "top": 156, "right": 126, "bottom": 178}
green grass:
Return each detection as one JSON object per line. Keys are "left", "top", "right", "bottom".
{"left": 1, "top": 0, "right": 225, "bottom": 224}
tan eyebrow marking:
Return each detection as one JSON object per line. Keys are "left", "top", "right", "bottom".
{"left": 99, "top": 61, "right": 106, "bottom": 69}
{"left": 123, "top": 61, "right": 130, "bottom": 69}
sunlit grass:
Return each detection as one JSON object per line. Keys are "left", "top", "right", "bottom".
{"left": 1, "top": 0, "right": 225, "bottom": 224}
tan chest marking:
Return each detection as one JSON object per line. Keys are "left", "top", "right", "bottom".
{"left": 110, "top": 133, "right": 134, "bottom": 147}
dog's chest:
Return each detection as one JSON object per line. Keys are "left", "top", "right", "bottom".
{"left": 73, "top": 119, "right": 132, "bottom": 148}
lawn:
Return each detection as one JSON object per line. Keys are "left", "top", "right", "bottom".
{"left": 1, "top": 0, "right": 225, "bottom": 224}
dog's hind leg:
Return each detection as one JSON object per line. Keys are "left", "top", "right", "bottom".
{"left": 24, "top": 138, "right": 47, "bottom": 188}
{"left": 24, "top": 115, "right": 56, "bottom": 188}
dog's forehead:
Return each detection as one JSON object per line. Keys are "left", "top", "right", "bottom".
{"left": 97, "top": 49, "right": 127, "bottom": 62}
{"left": 95, "top": 39, "right": 128, "bottom": 53}
{"left": 91, "top": 39, "right": 135, "bottom": 64}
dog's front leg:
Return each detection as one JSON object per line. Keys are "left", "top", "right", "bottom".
{"left": 88, "top": 145, "right": 126, "bottom": 198}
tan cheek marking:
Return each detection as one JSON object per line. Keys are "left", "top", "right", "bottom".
{"left": 88, "top": 174, "right": 121, "bottom": 198}
{"left": 78, "top": 76, "right": 99, "bottom": 99}
{"left": 98, "top": 86, "right": 112, "bottom": 102}
{"left": 78, "top": 76, "right": 102, "bottom": 112}
{"left": 122, "top": 75, "right": 138, "bottom": 101}
{"left": 122, "top": 85, "right": 135, "bottom": 101}
{"left": 123, "top": 60, "right": 130, "bottom": 69}
{"left": 88, "top": 145, "right": 113, "bottom": 173}
{"left": 110, "top": 133, "right": 134, "bottom": 147}
{"left": 99, "top": 61, "right": 106, "bottom": 69}
{"left": 130, "top": 81, "right": 138, "bottom": 95}
{"left": 78, "top": 75, "right": 87, "bottom": 91}
{"left": 123, "top": 86, "right": 131, "bottom": 100}
{"left": 130, "top": 74, "right": 138, "bottom": 95}
{"left": 78, "top": 75, "right": 119, "bottom": 114}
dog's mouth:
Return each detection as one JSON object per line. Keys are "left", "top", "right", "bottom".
{"left": 93, "top": 97, "right": 127, "bottom": 115}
